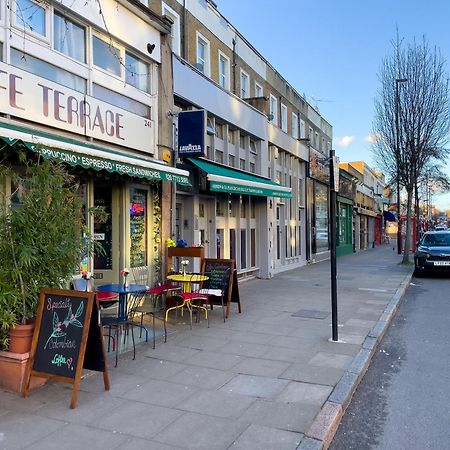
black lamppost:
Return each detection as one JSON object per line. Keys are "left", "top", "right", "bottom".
{"left": 329, "top": 149, "right": 338, "bottom": 341}
{"left": 395, "top": 78, "right": 407, "bottom": 254}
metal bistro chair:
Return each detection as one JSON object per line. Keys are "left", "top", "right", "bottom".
{"left": 169, "top": 273, "right": 209, "bottom": 329}
{"left": 101, "top": 288, "right": 146, "bottom": 367}
{"left": 131, "top": 266, "right": 181, "bottom": 348}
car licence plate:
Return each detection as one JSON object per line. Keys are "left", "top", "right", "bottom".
{"left": 433, "top": 261, "right": 450, "bottom": 266}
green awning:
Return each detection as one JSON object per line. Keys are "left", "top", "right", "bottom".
{"left": 0, "top": 121, "right": 191, "bottom": 186}
{"left": 188, "top": 157, "right": 292, "bottom": 198}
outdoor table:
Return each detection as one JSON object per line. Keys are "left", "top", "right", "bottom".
{"left": 166, "top": 274, "right": 209, "bottom": 293}
{"left": 97, "top": 283, "right": 147, "bottom": 320}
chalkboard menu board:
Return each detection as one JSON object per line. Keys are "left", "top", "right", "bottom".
{"left": 201, "top": 259, "right": 241, "bottom": 319}
{"left": 23, "top": 288, "right": 109, "bottom": 408}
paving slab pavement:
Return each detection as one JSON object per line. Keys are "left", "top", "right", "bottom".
{"left": 0, "top": 244, "right": 412, "bottom": 450}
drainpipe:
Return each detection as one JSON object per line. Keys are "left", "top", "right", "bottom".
{"left": 232, "top": 37, "right": 237, "bottom": 95}
{"left": 182, "top": 0, "right": 187, "bottom": 59}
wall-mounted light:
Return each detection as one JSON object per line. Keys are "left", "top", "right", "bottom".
{"left": 147, "top": 43, "right": 156, "bottom": 54}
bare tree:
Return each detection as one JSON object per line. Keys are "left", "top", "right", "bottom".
{"left": 373, "top": 35, "right": 450, "bottom": 263}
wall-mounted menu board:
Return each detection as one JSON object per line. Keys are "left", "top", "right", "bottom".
{"left": 23, "top": 288, "right": 109, "bottom": 408}
{"left": 201, "top": 258, "right": 241, "bottom": 319}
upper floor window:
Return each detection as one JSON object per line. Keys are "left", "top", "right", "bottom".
{"left": 269, "top": 94, "right": 278, "bottom": 125}
{"left": 93, "top": 35, "right": 121, "bottom": 77}
{"left": 218, "top": 51, "right": 230, "bottom": 90}
{"left": 300, "top": 119, "right": 306, "bottom": 138}
{"left": 125, "top": 52, "right": 150, "bottom": 93}
{"left": 53, "top": 12, "right": 86, "bottom": 63}
{"left": 291, "top": 112, "right": 299, "bottom": 139}
{"left": 15, "top": 0, "right": 47, "bottom": 37}
{"left": 162, "top": 2, "right": 181, "bottom": 55}
{"left": 196, "top": 32, "right": 210, "bottom": 76}
{"left": 281, "top": 103, "right": 288, "bottom": 132}
{"left": 255, "top": 81, "right": 263, "bottom": 97}
{"left": 240, "top": 69, "right": 249, "bottom": 99}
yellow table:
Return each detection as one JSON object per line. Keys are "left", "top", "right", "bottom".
{"left": 165, "top": 274, "right": 209, "bottom": 326}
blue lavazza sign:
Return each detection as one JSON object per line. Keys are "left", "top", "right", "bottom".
{"left": 178, "top": 110, "right": 206, "bottom": 157}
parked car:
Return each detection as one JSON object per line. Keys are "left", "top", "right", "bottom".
{"left": 414, "top": 231, "right": 450, "bottom": 275}
{"left": 434, "top": 225, "right": 447, "bottom": 231}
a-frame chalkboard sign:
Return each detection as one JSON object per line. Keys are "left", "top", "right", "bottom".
{"left": 23, "top": 288, "right": 110, "bottom": 408}
{"left": 201, "top": 258, "right": 242, "bottom": 319}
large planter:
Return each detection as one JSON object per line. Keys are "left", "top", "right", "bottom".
{"left": 0, "top": 350, "right": 46, "bottom": 393}
{"left": 8, "top": 322, "right": 35, "bottom": 354}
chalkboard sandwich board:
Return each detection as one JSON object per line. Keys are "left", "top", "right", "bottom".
{"left": 23, "top": 288, "right": 109, "bottom": 408}
{"left": 201, "top": 258, "right": 241, "bottom": 319}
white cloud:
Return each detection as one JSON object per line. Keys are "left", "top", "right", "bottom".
{"left": 334, "top": 135, "right": 355, "bottom": 148}
{"left": 365, "top": 133, "right": 381, "bottom": 144}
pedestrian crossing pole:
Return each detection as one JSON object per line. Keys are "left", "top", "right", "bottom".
{"left": 329, "top": 149, "right": 338, "bottom": 341}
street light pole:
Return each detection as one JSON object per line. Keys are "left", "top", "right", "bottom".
{"left": 329, "top": 149, "right": 338, "bottom": 341}
{"left": 395, "top": 78, "right": 407, "bottom": 254}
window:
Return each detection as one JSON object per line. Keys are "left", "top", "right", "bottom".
{"left": 292, "top": 112, "right": 299, "bottom": 139}
{"left": 239, "top": 134, "right": 246, "bottom": 149}
{"left": 228, "top": 154, "right": 235, "bottom": 167}
{"left": 269, "top": 94, "right": 278, "bottom": 125}
{"left": 196, "top": 32, "right": 210, "bottom": 76}
{"left": 255, "top": 81, "right": 263, "bottom": 97}
{"left": 315, "top": 131, "right": 319, "bottom": 148}
{"left": 241, "top": 230, "right": 247, "bottom": 269}
{"left": 93, "top": 36, "right": 121, "bottom": 77}
{"left": 281, "top": 103, "right": 288, "bottom": 132}
{"left": 240, "top": 69, "right": 249, "bottom": 99}
{"left": 215, "top": 123, "right": 224, "bottom": 139}
{"left": 11, "top": 48, "right": 86, "bottom": 92}
{"left": 249, "top": 139, "right": 257, "bottom": 154}
{"left": 240, "top": 158, "right": 246, "bottom": 171}
{"left": 228, "top": 130, "right": 236, "bottom": 144}
{"left": 93, "top": 83, "right": 151, "bottom": 119}
{"left": 215, "top": 150, "right": 223, "bottom": 164}
{"left": 162, "top": 2, "right": 181, "bottom": 55}
{"left": 216, "top": 201, "right": 224, "bottom": 217}
{"left": 54, "top": 12, "right": 85, "bottom": 63}
{"left": 300, "top": 119, "right": 306, "bottom": 138}
{"left": 218, "top": 51, "right": 230, "bottom": 90}
{"left": 250, "top": 162, "right": 255, "bottom": 173}
{"left": 15, "top": 0, "right": 46, "bottom": 37}
{"left": 125, "top": 52, "right": 150, "bottom": 93}
{"left": 130, "top": 188, "right": 148, "bottom": 266}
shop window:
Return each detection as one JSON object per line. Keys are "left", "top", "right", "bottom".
{"left": 216, "top": 228, "right": 224, "bottom": 258}
{"left": 314, "top": 183, "right": 329, "bottom": 252}
{"left": 125, "top": 52, "right": 150, "bottom": 93}
{"left": 230, "top": 229, "right": 236, "bottom": 261}
{"left": 250, "top": 228, "right": 256, "bottom": 267}
{"left": 129, "top": 188, "right": 148, "bottom": 267}
{"left": 11, "top": 48, "right": 86, "bottom": 93}
{"left": 240, "top": 229, "right": 247, "bottom": 269}
{"left": 93, "top": 35, "right": 121, "bottom": 77}
{"left": 54, "top": 12, "right": 86, "bottom": 63}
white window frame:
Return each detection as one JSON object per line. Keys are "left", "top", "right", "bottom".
{"left": 300, "top": 119, "right": 306, "bottom": 138}
{"left": 269, "top": 94, "right": 278, "bottom": 125}
{"left": 218, "top": 50, "right": 230, "bottom": 90}
{"left": 196, "top": 31, "right": 210, "bottom": 76}
{"left": 162, "top": 2, "right": 181, "bottom": 55}
{"left": 92, "top": 33, "right": 124, "bottom": 80}
{"left": 240, "top": 68, "right": 249, "bottom": 99}
{"left": 255, "top": 81, "right": 263, "bottom": 97}
{"left": 53, "top": 11, "right": 87, "bottom": 64}
{"left": 281, "top": 103, "right": 288, "bottom": 133}
{"left": 291, "top": 112, "right": 299, "bottom": 139}
{"left": 13, "top": 0, "right": 51, "bottom": 42}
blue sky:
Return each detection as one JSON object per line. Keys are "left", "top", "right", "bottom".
{"left": 217, "top": 0, "right": 450, "bottom": 210}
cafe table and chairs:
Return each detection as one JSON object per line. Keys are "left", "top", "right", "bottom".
{"left": 165, "top": 273, "right": 210, "bottom": 329}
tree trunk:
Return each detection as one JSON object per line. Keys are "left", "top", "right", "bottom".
{"left": 402, "top": 188, "right": 413, "bottom": 264}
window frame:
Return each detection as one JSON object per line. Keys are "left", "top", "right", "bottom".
{"left": 162, "top": 2, "right": 181, "bottom": 55}
{"left": 281, "top": 103, "right": 288, "bottom": 132}
{"left": 254, "top": 81, "right": 263, "bottom": 97}
{"left": 269, "top": 94, "right": 278, "bottom": 125}
{"left": 218, "top": 50, "right": 230, "bottom": 90}
{"left": 125, "top": 50, "right": 151, "bottom": 93}
{"left": 240, "top": 68, "right": 249, "bottom": 99}
{"left": 291, "top": 112, "right": 299, "bottom": 139}
{"left": 92, "top": 33, "right": 123, "bottom": 79}
{"left": 53, "top": 11, "right": 87, "bottom": 64}
{"left": 196, "top": 31, "right": 210, "bottom": 76}
{"left": 13, "top": 0, "right": 50, "bottom": 42}
{"left": 300, "top": 119, "right": 306, "bottom": 138}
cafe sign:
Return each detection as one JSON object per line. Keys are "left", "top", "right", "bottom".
{"left": 0, "top": 61, "right": 153, "bottom": 153}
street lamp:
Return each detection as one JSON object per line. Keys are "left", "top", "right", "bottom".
{"left": 395, "top": 78, "right": 407, "bottom": 254}
{"left": 329, "top": 149, "right": 338, "bottom": 341}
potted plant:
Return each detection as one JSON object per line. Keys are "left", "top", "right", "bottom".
{"left": 0, "top": 156, "right": 101, "bottom": 391}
